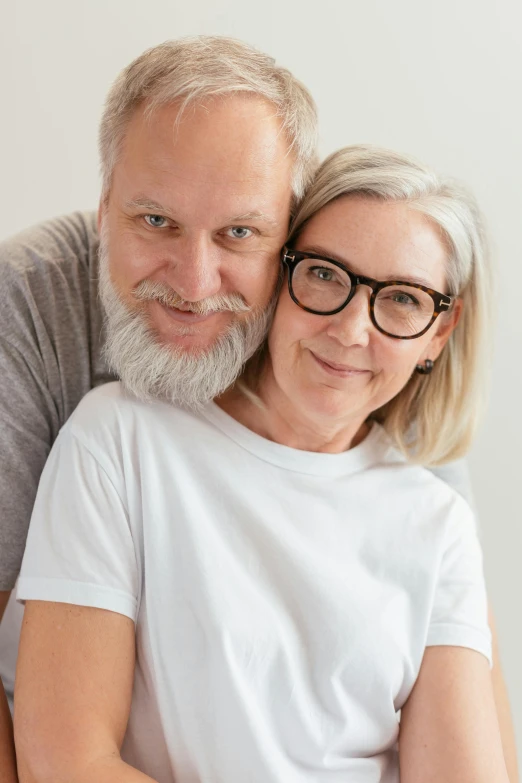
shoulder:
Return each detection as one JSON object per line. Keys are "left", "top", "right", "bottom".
{"left": 371, "top": 425, "right": 476, "bottom": 535}
{"left": 0, "top": 211, "right": 99, "bottom": 347}
{"left": 65, "top": 382, "right": 138, "bottom": 439}
{"left": 428, "top": 459, "right": 475, "bottom": 507}
{"left": 56, "top": 384, "right": 143, "bottom": 482}
{"left": 0, "top": 211, "right": 98, "bottom": 277}
{"left": 62, "top": 387, "right": 232, "bottom": 490}
{"left": 64, "top": 383, "right": 204, "bottom": 456}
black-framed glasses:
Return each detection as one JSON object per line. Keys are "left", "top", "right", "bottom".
{"left": 282, "top": 248, "right": 454, "bottom": 340}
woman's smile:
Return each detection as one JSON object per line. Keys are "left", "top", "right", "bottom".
{"left": 308, "top": 349, "right": 372, "bottom": 379}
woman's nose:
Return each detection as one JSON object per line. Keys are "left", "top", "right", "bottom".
{"left": 325, "top": 287, "right": 372, "bottom": 347}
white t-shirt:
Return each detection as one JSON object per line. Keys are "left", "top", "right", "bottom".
{"left": 18, "top": 382, "right": 491, "bottom": 783}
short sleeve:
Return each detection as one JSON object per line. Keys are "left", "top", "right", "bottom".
{"left": 17, "top": 426, "right": 139, "bottom": 622}
{"left": 426, "top": 499, "right": 491, "bottom": 665}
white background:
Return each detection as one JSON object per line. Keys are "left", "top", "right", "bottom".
{"left": 1, "top": 0, "right": 521, "bottom": 763}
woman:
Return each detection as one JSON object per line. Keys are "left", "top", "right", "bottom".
{"left": 14, "top": 146, "right": 508, "bottom": 782}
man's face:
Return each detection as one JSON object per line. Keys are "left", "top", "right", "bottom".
{"left": 101, "top": 95, "right": 294, "bottom": 356}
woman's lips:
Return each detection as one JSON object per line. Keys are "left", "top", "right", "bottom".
{"left": 310, "top": 350, "right": 371, "bottom": 378}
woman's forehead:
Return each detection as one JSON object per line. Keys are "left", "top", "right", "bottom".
{"left": 296, "top": 196, "right": 448, "bottom": 289}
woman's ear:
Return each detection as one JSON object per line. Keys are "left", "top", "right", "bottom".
{"left": 423, "top": 297, "right": 463, "bottom": 362}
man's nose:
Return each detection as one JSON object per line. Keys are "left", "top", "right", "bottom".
{"left": 167, "top": 235, "right": 222, "bottom": 302}
{"left": 325, "top": 287, "right": 372, "bottom": 347}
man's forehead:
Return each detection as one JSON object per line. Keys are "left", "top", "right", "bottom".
{"left": 112, "top": 98, "right": 295, "bottom": 227}
{"left": 119, "top": 97, "right": 295, "bottom": 185}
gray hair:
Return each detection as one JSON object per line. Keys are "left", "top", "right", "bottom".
{"left": 288, "top": 145, "right": 493, "bottom": 466}
{"left": 98, "top": 35, "right": 319, "bottom": 205}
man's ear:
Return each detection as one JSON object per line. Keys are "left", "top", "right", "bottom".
{"left": 423, "top": 297, "right": 463, "bottom": 362}
{"left": 97, "top": 198, "right": 108, "bottom": 235}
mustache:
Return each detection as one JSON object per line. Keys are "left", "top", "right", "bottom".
{"left": 132, "top": 280, "right": 251, "bottom": 316}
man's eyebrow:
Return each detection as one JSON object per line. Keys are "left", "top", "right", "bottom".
{"left": 229, "top": 211, "right": 279, "bottom": 227}
{"left": 124, "top": 200, "right": 279, "bottom": 228}
{"left": 299, "top": 244, "right": 433, "bottom": 288}
{"left": 124, "top": 198, "right": 176, "bottom": 217}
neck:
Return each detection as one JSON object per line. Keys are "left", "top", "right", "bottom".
{"left": 217, "top": 365, "right": 370, "bottom": 454}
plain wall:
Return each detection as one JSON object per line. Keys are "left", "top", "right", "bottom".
{"left": 1, "top": 0, "right": 521, "bottom": 763}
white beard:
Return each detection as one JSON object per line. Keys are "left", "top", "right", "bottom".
{"left": 98, "top": 236, "right": 276, "bottom": 410}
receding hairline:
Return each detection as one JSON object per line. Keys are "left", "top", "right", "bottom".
{"left": 98, "top": 36, "right": 319, "bottom": 203}
{"left": 103, "top": 92, "right": 298, "bottom": 203}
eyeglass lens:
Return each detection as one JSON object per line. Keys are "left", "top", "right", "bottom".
{"left": 291, "top": 257, "right": 435, "bottom": 338}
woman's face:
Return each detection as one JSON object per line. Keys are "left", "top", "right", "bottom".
{"left": 268, "top": 195, "right": 460, "bottom": 427}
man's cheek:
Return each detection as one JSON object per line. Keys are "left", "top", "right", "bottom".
{"left": 114, "top": 250, "right": 160, "bottom": 290}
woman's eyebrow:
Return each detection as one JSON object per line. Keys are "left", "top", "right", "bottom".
{"left": 298, "top": 244, "right": 433, "bottom": 287}
{"left": 298, "top": 243, "right": 351, "bottom": 265}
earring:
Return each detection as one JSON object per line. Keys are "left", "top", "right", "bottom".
{"left": 415, "top": 359, "right": 434, "bottom": 375}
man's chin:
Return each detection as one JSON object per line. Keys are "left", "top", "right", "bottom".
{"left": 100, "top": 267, "right": 273, "bottom": 407}
{"left": 150, "top": 324, "right": 235, "bottom": 358}
{"left": 153, "top": 332, "right": 224, "bottom": 358}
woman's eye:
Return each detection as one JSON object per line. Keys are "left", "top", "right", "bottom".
{"left": 393, "top": 293, "right": 416, "bottom": 304}
{"left": 311, "top": 266, "right": 335, "bottom": 282}
{"left": 144, "top": 214, "right": 168, "bottom": 228}
{"left": 391, "top": 292, "right": 418, "bottom": 306}
{"left": 227, "top": 226, "right": 254, "bottom": 240}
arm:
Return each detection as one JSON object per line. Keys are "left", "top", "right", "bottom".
{"left": 0, "top": 338, "right": 59, "bottom": 783}
{"left": 399, "top": 646, "right": 509, "bottom": 783}
{"left": 0, "top": 591, "right": 17, "bottom": 783}
{"left": 15, "top": 601, "right": 156, "bottom": 783}
{"left": 490, "top": 607, "right": 519, "bottom": 783}
{"left": 0, "top": 212, "right": 103, "bottom": 597}
{"left": 429, "top": 461, "right": 518, "bottom": 780}
{"left": 0, "top": 216, "right": 106, "bottom": 782}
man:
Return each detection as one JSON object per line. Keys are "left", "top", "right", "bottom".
{"left": 0, "top": 36, "right": 517, "bottom": 782}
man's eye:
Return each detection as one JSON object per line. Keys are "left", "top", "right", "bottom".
{"left": 144, "top": 214, "right": 168, "bottom": 228}
{"left": 227, "top": 227, "right": 254, "bottom": 240}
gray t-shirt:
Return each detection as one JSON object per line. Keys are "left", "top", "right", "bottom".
{"left": 0, "top": 211, "right": 114, "bottom": 591}
{"left": 0, "top": 210, "right": 476, "bottom": 707}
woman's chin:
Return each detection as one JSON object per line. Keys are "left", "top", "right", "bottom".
{"left": 299, "top": 386, "right": 366, "bottom": 424}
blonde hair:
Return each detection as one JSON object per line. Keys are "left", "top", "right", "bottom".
{"left": 98, "top": 36, "right": 318, "bottom": 204}
{"left": 288, "top": 145, "right": 493, "bottom": 466}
